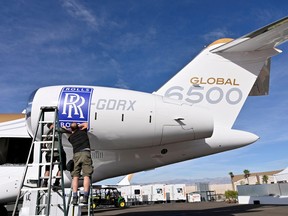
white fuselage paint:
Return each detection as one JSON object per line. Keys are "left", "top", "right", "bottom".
{"left": 0, "top": 84, "right": 259, "bottom": 203}
{"left": 26, "top": 86, "right": 257, "bottom": 182}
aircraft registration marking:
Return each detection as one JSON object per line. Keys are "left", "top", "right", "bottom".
{"left": 96, "top": 99, "right": 136, "bottom": 111}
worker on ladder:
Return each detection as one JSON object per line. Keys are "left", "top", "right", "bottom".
{"left": 65, "top": 122, "right": 93, "bottom": 205}
{"left": 42, "top": 123, "right": 67, "bottom": 189}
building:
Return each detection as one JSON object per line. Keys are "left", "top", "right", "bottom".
{"left": 232, "top": 170, "right": 282, "bottom": 188}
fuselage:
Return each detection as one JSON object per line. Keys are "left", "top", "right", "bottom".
{"left": 26, "top": 85, "right": 258, "bottom": 182}
{"left": 0, "top": 85, "right": 258, "bottom": 203}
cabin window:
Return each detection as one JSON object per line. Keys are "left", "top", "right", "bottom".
{"left": 156, "top": 188, "right": 163, "bottom": 194}
{"left": 134, "top": 189, "right": 140, "bottom": 195}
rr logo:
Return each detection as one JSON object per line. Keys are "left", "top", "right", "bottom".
{"left": 58, "top": 87, "right": 93, "bottom": 127}
{"left": 62, "top": 93, "right": 85, "bottom": 118}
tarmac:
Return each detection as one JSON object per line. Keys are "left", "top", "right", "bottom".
{"left": 8, "top": 201, "right": 288, "bottom": 215}
{"left": 81, "top": 202, "right": 288, "bottom": 216}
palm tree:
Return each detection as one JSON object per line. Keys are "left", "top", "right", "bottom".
{"left": 262, "top": 175, "right": 269, "bottom": 184}
{"left": 228, "top": 172, "right": 235, "bottom": 191}
{"left": 243, "top": 169, "right": 250, "bottom": 185}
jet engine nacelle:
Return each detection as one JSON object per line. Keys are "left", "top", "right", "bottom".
{"left": 26, "top": 86, "right": 213, "bottom": 149}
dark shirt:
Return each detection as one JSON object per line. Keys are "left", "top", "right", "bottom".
{"left": 44, "top": 127, "right": 66, "bottom": 157}
{"left": 46, "top": 127, "right": 68, "bottom": 141}
{"left": 68, "top": 129, "right": 90, "bottom": 154}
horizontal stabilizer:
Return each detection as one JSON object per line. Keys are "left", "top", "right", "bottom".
{"left": 211, "top": 16, "right": 288, "bottom": 53}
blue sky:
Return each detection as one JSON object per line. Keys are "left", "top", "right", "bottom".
{"left": 1, "top": 0, "right": 288, "bottom": 184}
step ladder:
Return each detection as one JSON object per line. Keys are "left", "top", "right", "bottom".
{"left": 12, "top": 106, "right": 67, "bottom": 216}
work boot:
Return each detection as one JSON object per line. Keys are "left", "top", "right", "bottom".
{"left": 53, "top": 180, "right": 60, "bottom": 187}
{"left": 52, "top": 180, "right": 60, "bottom": 191}
{"left": 42, "top": 180, "right": 48, "bottom": 188}
{"left": 71, "top": 196, "right": 78, "bottom": 205}
{"left": 81, "top": 195, "right": 88, "bottom": 204}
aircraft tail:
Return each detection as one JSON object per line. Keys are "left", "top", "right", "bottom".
{"left": 117, "top": 174, "right": 134, "bottom": 186}
{"left": 154, "top": 17, "right": 288, "bottom": 129}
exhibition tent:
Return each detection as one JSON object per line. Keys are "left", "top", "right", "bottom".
{"left": 274, "top": 167, "right": 288, "bottom": 182}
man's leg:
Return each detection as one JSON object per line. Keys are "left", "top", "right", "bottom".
{"left": 81, "top": 151, "right": 93, "bottom": 204}
{"left": 56, "top": 170, "right": 61, "bottom": 176}
{"left": 82, "top": 176, "right": 90, "bottom": 204}
{"left": 53, "top": 170, "right": 61, "bottom": 187}
{"left": 54, "top": 155, "right": 61, "bottom": 187}
{"left": 82, "top": 152, "right": 93, "bottom": 193}
{"left": 71, "top": 176, "right": 79, "bottom": 205}
{"left": 72, "top": 176, "right": 79, "bottom": 193}
{"left": 42, "top": 170, "right": 50, "bottom": 187}
{"left": 43, "top": 155, "right": 50, "bottom": 187}
{"left": 83, "top": 176, "right": 90, "bottom": 193}
{"left": 71, "top": 152, "right": 81, "bottom": 205}
{"left": 44, "top": 170, "right": 49, "bottom": 177}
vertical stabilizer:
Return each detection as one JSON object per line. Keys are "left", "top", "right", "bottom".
{"left": 117, "top": 174, "right": 134, "bottom": 186}
{"left": 154, "top": 17, "right": 288, "bottom": 129}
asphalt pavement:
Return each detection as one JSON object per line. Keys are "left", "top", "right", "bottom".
{"left": 81, "top": 202, "right": 288, "bottom": 216}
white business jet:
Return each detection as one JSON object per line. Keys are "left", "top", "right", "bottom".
{"left": 0, "top": 17, "right": 287, "bottom": 215}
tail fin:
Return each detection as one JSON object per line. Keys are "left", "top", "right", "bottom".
{"left": 154, "top": 17, "right": 288, "bottom": 129}
{"left": 117, "top": 174, "right": 134, "bottom": 186}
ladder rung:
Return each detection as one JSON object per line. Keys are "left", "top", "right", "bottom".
{"left": 38, "top": 120, "right": 54, "bottom": 124}
{"left": 40, "top": 176, "right": 61, "bottom": 179}
{"left": 40, "top": 106, "right": 58, "bottom": 111}
{"left": 42, "top": 134, "right": 54, "bottom": 137}
{"left": 41, "top": 148, "right": 59, "bottom": 151}
{"left": 21, "top": 187, "right": 49, "bottom": 192}
{"left": 77, "top": 203, "right": 89, "bottom": 207}
{"left": 27, "top": 163, "right": 49, "bottom": 167}
{"left": 38, "top": 204, "right": 49, "bottom": 207}
{"left": 27, "top": 162, "right": 60, "bottom": 167}
{"left": 35, "top": 140, "right": 53, "bottom": 144}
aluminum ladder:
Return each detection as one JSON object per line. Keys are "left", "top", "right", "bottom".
{"left": 12, "top": 106, "right": 67, "bottom": 216}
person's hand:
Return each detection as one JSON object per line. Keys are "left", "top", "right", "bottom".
{"left": 62, "top": 125, "right": 70, "bottom": 131}
{"left": 79, "top": 122, "right": 88, "bottom": 130}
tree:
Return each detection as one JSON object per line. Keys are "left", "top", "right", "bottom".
{"left": 228, "top": 172, "right": 235, "bottom": 191}
{"left": 262, "top": 175, "right": 269, "bottom": 184}
{"left": 243, "top": 169, "right": 250, "bottom": 185}
{"left": 225, "top": 190, "right": 238, "bottom": 203}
